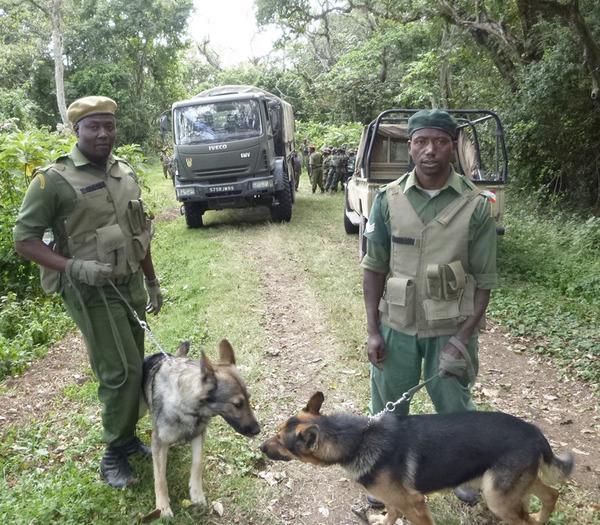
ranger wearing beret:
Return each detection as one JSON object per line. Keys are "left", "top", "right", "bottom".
{"left": 361, "top": 109, "right": 497, "bottom": 506}
{"left": 13, "top": 96, "right": 163, "bottom": 488}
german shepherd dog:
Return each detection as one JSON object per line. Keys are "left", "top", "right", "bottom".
{"left": 261, "top": 392, "right": 573, "bottom": 525}
{"left": 142, "top": 339, "right": 260, "bottom": 518}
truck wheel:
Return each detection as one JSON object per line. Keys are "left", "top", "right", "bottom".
{"left": 270, "top": 177, "right": 293, "bottom": 222}
{"left": 344, "top": 186, "right": 359, "bottom": 234}
{"left": 183, "top": 202, "right": 204, "bottom": 228}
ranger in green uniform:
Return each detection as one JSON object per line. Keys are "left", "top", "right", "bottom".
{"left": 361, "top": 109, "right": 497, "bottom": 506}
{"left": 13, "top": 96, "right": 163, "bottom": 488}
{"left": 309, "top": 146, "right": 324, "bottom": 193}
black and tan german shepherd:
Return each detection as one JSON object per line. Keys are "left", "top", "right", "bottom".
{"left": 142, "top": 339, "right": 260, "bottom": 518}
{"left": 261, "top": 392, "right": 573, "bottom": 525}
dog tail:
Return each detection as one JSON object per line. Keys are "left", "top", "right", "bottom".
{"left": 540, "top": 449, "right": 574, "bottom": 485}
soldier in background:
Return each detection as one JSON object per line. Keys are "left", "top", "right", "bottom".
{"left": 291, "top": 150, "right": 302, "bottom": 191}
{"left": 322, "top": 147, "right": 332, "bottom": 192}
{"left": 308, "top": 145, "right": 324, "bottom": 193}
{"left": 302, "top": 138, "right": 310, "bottom": 175}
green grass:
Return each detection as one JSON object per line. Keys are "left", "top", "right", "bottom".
{"left": 490, "top": 196, "right": 600, "bottom": 387}
{"left": 0, "top": 170, "right": 598, "bottom": 524}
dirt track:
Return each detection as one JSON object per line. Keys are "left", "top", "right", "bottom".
{"left": 1, "top": 206, "right": 598, "bottom": 525}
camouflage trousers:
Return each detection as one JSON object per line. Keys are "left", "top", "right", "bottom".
{"left": 311, "top": 167, "right": 324, "bottom": 192}
{"left": 325, "top": 168, "right": 340, "bottom": 192}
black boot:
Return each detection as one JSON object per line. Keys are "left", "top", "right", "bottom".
{"left": 100, "top": 446, "right": 137, "bottom": 488}
{"left": 122, "top": 436, "right": 152, "bottom": 458}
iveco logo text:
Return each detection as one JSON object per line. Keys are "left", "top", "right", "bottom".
{"left": 208, "top": 144, "right": 228, "bottom": 151}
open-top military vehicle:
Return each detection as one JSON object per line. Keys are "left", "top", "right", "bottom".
{"left": 165, "top": 85, "right": 296, "bottom": 227}
{"left": 344, "top": 109, "right": 508, "bottom": 256}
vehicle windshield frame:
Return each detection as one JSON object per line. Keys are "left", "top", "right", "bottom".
{"left": 173, "top": 99, "right": 263, "bottom": 145}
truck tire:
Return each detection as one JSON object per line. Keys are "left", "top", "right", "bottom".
{"left": 183, "top": 202, "right": 204, "bottom": 228}
{"left": 344, "top": 186, "right": 359, "bottom": 234}
{"left": 270, "top": 177, "right": 293, "bottom": 222}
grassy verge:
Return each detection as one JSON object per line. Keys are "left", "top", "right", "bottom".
{"left": 489, "top": 194, "right": 599, "bottom": 387}
{"left": 0, "top": 170, "right": 597, "bottom": 524}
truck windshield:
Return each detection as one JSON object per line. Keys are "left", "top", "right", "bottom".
{"left": 173, "top": 99, "right": 262, "bottom": 145}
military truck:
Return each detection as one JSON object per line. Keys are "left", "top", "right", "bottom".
{"left": 344, "top": 109, "right": 508, "bottom": 257}
{"left": 166, "top": 85, "right": 296, "bottom": 227}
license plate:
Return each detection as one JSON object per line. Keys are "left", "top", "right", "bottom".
{"left": 208, "top": 185, "right": 235, "bottom": 193}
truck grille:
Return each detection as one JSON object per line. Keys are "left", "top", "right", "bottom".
{"left": 193, "top": 166, "right": 247, "bottom": 177}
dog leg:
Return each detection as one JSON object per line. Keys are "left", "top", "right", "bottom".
{"left": 152, "top": 433, "right": 173, "bottom": 518}
{"left": 189, "top": 432, "right": 207, "bottom": 506}
{"left": 528, "top": 478, "right": 559, "bottom": 524}
{"left": 483, "top": 484, "right": 535, "bottom": 524}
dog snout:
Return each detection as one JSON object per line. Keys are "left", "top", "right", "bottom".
{"left": 246, "top": 422, "right": 261, "bottom": 437}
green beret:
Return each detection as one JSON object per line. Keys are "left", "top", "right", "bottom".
{"left": 67, "top": 96, "right": 117, "bottom": 125}
{"left": 408, "top": 109, "right": 457, "bottom": 138}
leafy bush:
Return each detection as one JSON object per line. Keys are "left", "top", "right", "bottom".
{"left": 0, "top": 128, "right": 74, "bottom": 296}
{"left": 490, "top": 193, "right": 600, "bottom": 385}
{"left": 0, "top": 293, "right": 72, "bottom": 379}
{"left": 296, "top": 120, "right": 362, "bottom": 150}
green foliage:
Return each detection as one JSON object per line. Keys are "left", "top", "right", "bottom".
{"left": 0, "top": 293, "right": 72, "bottom": 379}
{"left": 295, "top": 120, "right": 362, "bottom": 149}
{"left": 489, "top": 194, "right": 600, "bottom": 385}
{"left": 0, "top": 128, "right": 75, "bottom": 296}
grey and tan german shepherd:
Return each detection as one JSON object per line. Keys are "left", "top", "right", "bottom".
{"left": 142, "top": 339, "right": 260, "bottom": 518}
{"left": 261, "top": 392, "right": 573, "bottom": 525}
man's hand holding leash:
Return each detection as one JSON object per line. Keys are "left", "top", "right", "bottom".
{"left": 65, "top": 258, "right": 113, "bottom": 286}
{"left": 145, "top": 277, "right": 163, "bottom": 314}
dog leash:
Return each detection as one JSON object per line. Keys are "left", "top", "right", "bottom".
{"left": 369, "top": 372, "right": 441, "bottom": 421}
{"left": 107, "top": 279, "right": 170, "bottom": 358}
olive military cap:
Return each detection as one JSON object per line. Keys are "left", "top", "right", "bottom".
{"left": 67, "top": 96, "right": 117, "bottom": 125}
{"left": 408, "top": 109, "right": 458, "bottom": 139}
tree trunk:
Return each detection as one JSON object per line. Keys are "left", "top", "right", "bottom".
{"left": 26, "top": 0, "right": 69, "bottom": 127}
{"left": 50, "top": 0, "right": 68, "bottom": 126}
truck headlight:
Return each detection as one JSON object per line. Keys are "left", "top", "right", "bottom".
{"left": 252, "top": 179, "right": 272, "bottom": 189}
{"left": 177, "top": 187, "right": 196, "bottom": 197}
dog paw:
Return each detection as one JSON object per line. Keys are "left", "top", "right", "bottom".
{"left": 190, "top": 491, "right": 207, "bottom": 507}
{"left": 158, "top": 505, "right": 173, "bottom": 519}
{"left": 367, "top": 515, "right": 386, "bottom": 525}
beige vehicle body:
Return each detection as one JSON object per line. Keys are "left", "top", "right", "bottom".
{"left": 344, "top": 109, "right": 508, "bottom": 257}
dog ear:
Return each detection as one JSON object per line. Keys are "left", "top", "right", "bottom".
{"left": 176, "top": 340, "right": 190, "bottom": 357}
{"left": 200, "top": 350, "right": 216, "bottom": 383}
{"left": 218, "top": 338, "right": 236, "bottom": 365}
{"left": 298, "top": 424, "right": 319, "bottom": 451}
{"left": 303, "top": 392, "right": 324, "bottom": 415}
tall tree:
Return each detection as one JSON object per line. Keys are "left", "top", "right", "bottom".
{"left": 25, "top": 0, "right": 69, "bottom": 125}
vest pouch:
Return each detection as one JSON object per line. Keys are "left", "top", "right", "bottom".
{"left": 131, "top": 230, "right": 151, "bottom": 261}
{"left": 40, "top": 266, "right": 61, "bottom": 294}
{"left": 458, "top": 274, "right": 476, "bottom": 317}
{"left": 96, "top": 223, "right": 126, "bottom": 271}
{"left": 423, "top": 297, "right": 460, "bottom": 322}
{"left": 127, "top": 199, "right": 146, "bottom": 235}
{"left": 382, "top": 276, "right": 415, "bottom": 327}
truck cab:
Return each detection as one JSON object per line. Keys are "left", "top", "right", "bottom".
{"left": 169, "top": 85, "right": 295, "bottom": 227}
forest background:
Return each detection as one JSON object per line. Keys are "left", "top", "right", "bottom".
{"left": 0, "top": 0, "right": 598, "bottom": 385}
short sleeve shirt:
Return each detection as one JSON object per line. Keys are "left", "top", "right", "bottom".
{"left": 361, "top": 170, "right": 498, "bottom": 289}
